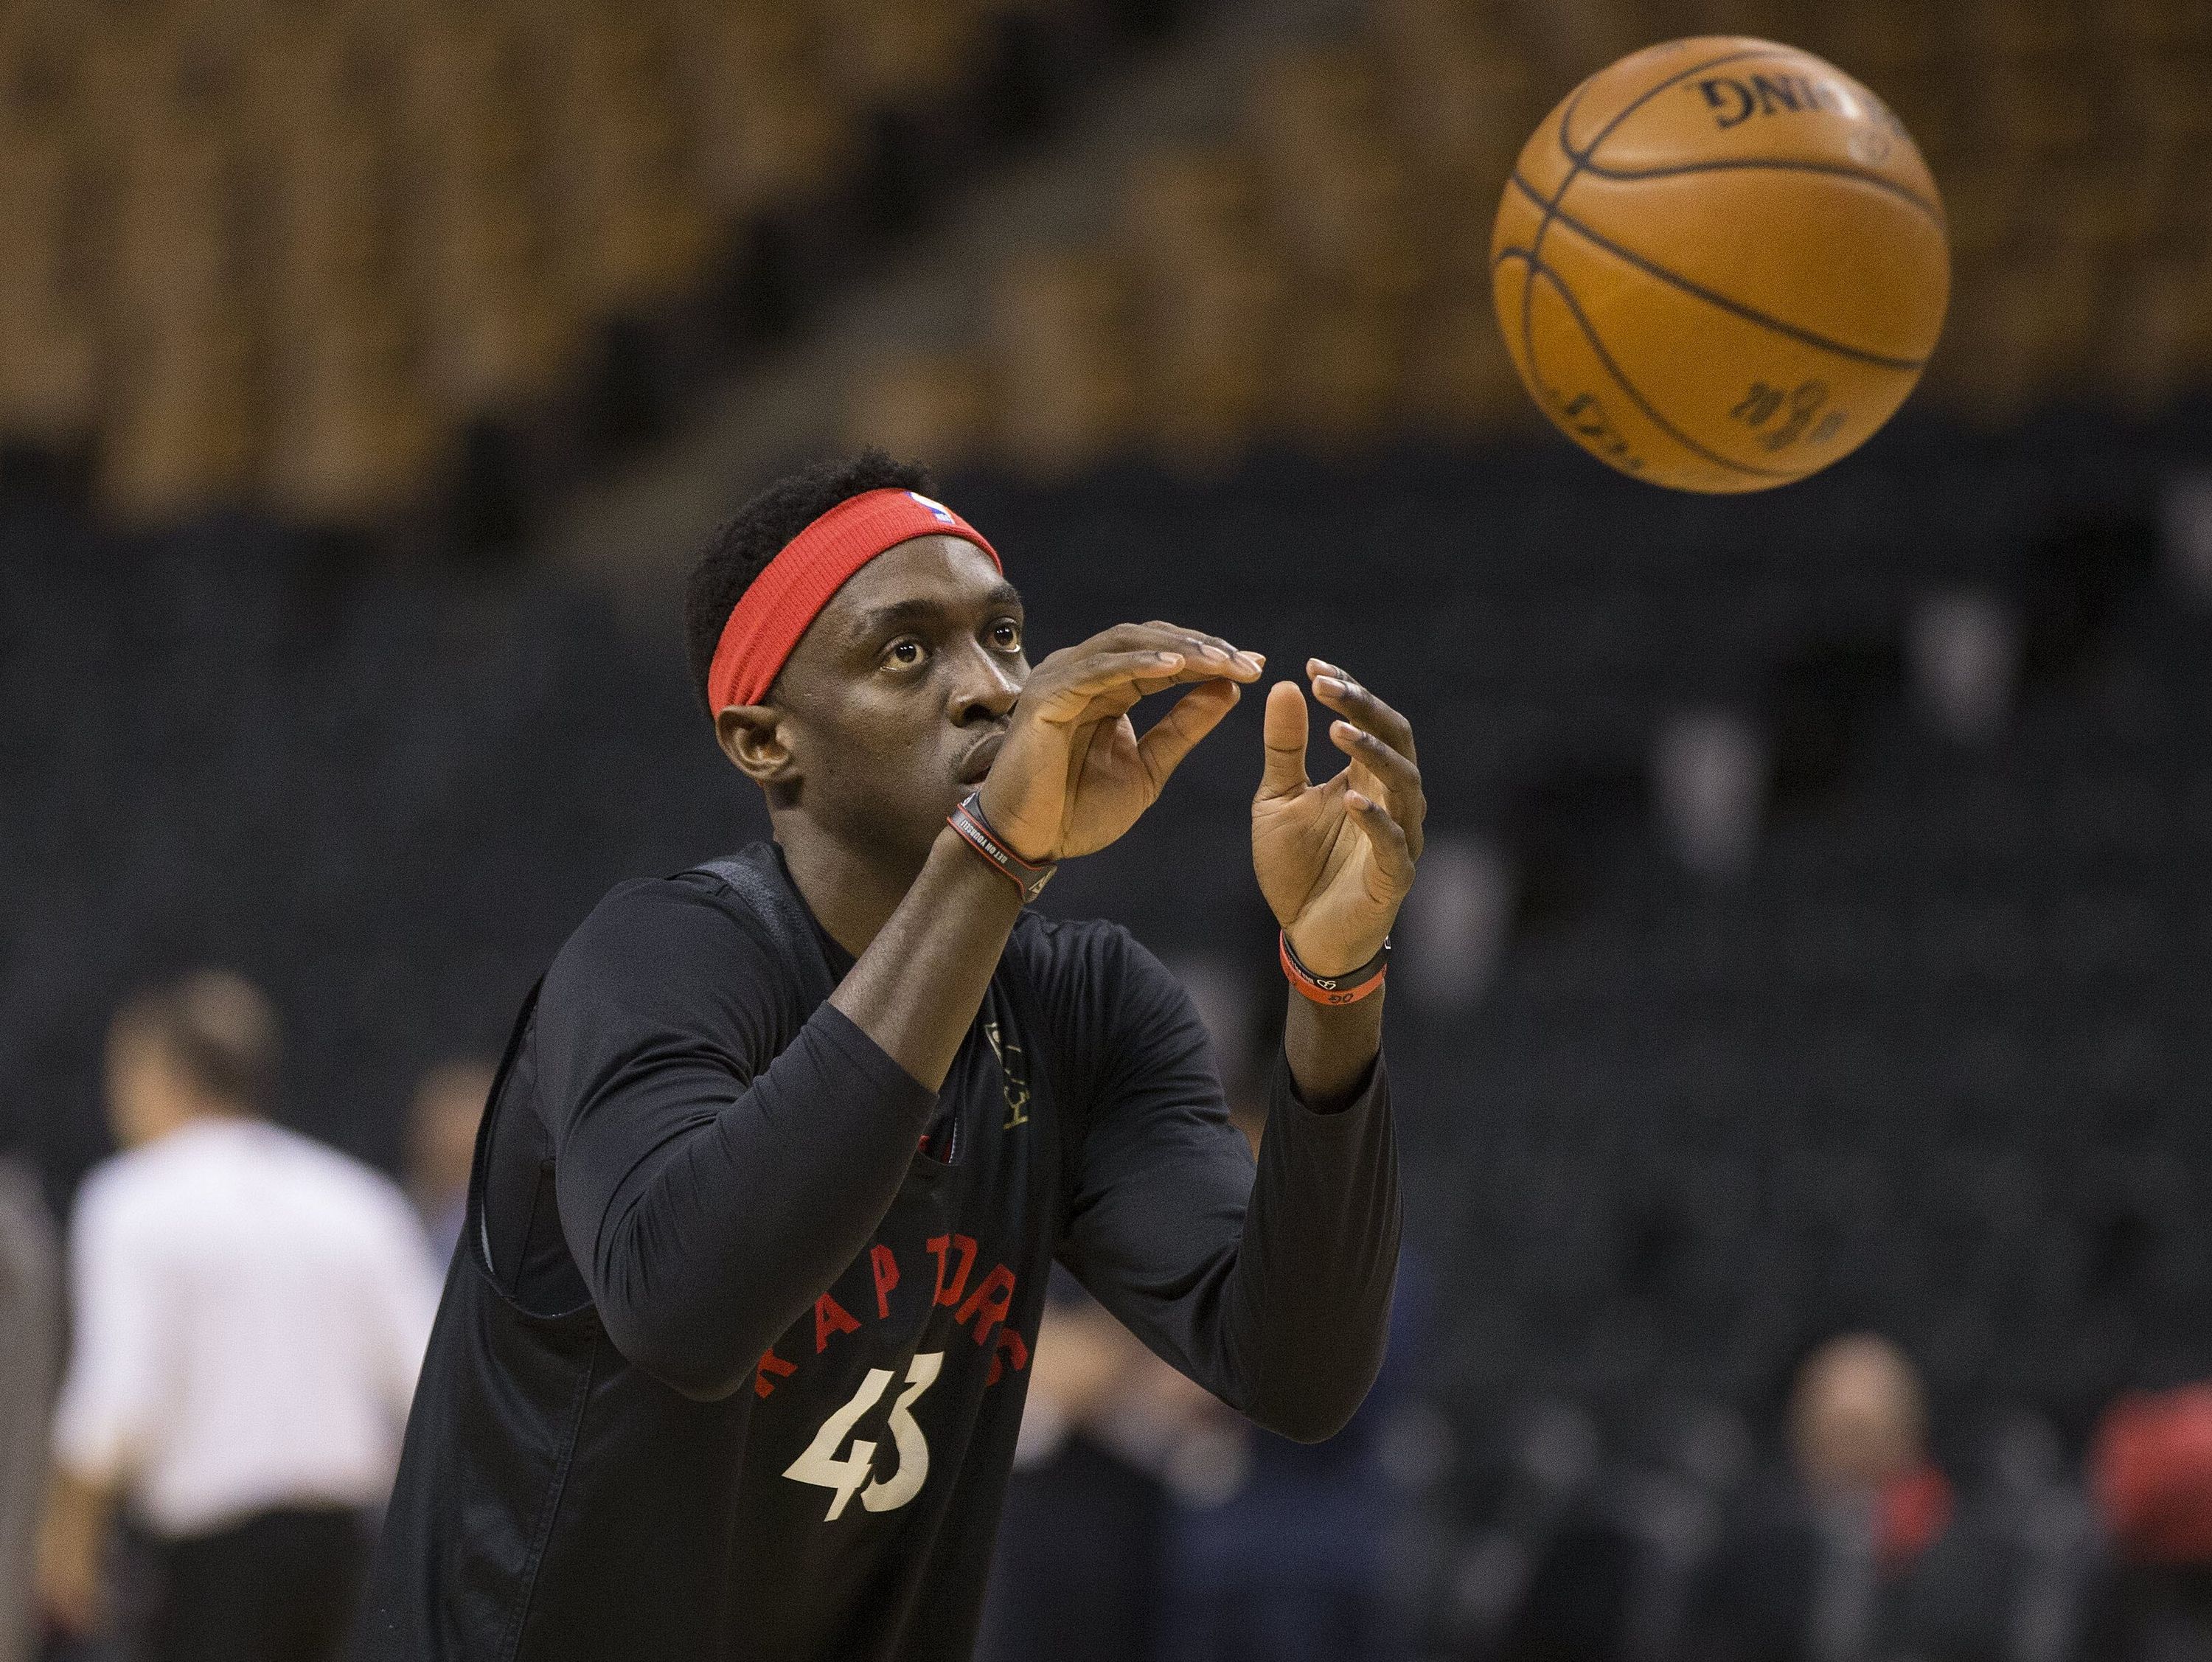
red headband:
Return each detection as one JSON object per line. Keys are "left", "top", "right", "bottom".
{"left": 706, "top": 487, "right": 1002, "bottom": 712}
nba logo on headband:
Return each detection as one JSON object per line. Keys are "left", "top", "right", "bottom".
{"left": 908, "top": 492, "right": 957, "bottom": 526}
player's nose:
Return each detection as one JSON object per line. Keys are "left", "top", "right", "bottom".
{"left": 947, "top": 640, "right": 1020, "bottom": 725}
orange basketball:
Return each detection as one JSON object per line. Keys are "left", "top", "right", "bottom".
{"left": 1491, "top": 38, "right": 1950, "bottom": 493}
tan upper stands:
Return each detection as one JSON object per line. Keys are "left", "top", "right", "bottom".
{"left": 0, "top": 0, "right": 1042, "bottom": 527}
{"left": 853, "top": 0, "right": 2212, "bottom": 476}
{"left": 2, "top": 0, "right": 2202, "bottom": 520}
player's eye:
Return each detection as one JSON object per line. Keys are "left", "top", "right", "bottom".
{"left": 990, "top": 618, "right": 1022, "bottom": 652}
{"left": 885, "top": 638, "right": 927, "bottom": 669}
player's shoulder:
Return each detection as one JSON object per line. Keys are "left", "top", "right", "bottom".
{"left": 1007, "top": 914, "right": 1211, "bottom": 1108}
{"left": 1009, "top": 910, "right": 1181, "bottom": 1012}
{"left": 552, "top": 853, "right": 787, "bottom": 978}
{"left": 1012, "top": 908, "right": 1141, "bottom": 976}
{"left": 539, "top": 846, "right": 809, "bottom": 1053}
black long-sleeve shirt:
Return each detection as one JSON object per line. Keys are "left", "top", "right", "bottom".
{"left": 355, "top": 841, "right": 1400, "bottom": 1661}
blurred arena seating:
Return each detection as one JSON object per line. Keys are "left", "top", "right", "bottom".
{"left": 7, "top": 407, "right": 2212, "bottom": 1656}
{"left": 0, "top": 494, "right": 778, "bottom": 1204}
{"left": 1, "top": 0, "right": 2200, "bottom": 539}
{"left": 10, "top": 410, "right": 2212, "bottom": 1654}
{"left": 849, "top": 0, "right": 2212, "bottom": 473}
{"left": 954, "top": 427, "right": 2212, "bottom": 1658}
{"left": 0, "top": 0, "right": 1192, "bottom": 535}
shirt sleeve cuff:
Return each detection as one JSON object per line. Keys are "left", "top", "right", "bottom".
{"left": 809, "top": 1001, "right": 944, "bottom": 1110}
{"left": 1267, "top": 1043, "right": 1388, "bottom": 1126}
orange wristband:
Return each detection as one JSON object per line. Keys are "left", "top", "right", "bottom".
{"left": 1279, "top": 930, "right": 1390, "bottom": 1006}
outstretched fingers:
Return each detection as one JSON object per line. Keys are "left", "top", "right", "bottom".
{"left": 1023, "top": 649, "right": 1194, "bottom": 723}
{"left": 1309, "top": 659, "right": 1416, "bottom": 762}
{"left": 1312, "top": 659, "right": 1424, "bottom": 860}
{"left": 1105, "top": 623, "right": 1261, "bottom": 686}
{"left": 1346, "top": 790, "right": 1418, "bottom": 894}
{"left": 1327, "top": 718, "right": 1421, "bottom": 799}
{"left": 1027, "top": 626, "right": 1262, "bottom": 726}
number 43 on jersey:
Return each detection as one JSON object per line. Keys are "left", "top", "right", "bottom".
{"left": 783, "top": 1352, "right": 944, "bottom": 1521}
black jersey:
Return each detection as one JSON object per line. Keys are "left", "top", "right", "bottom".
{"left": 354, "top": 841, "right": 1399, "bottom": 1662}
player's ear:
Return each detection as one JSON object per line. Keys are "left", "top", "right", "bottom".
{"left": 715, "top": 704, "right": 793, "bottom": 785}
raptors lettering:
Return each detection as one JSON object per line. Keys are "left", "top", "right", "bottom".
{"left": 756, "top": 1233, "right": 1032, "bottom": 1402}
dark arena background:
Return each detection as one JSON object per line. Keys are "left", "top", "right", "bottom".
{"left": 4, "top": 1, "right": 2212, "bottom": 1659}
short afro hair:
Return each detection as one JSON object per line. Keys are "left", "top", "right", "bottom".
{"left": 684, "top": 450, "right": 937, "bottom": 714}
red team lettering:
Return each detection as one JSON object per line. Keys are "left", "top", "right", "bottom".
{"left": 925, "top": 1234, "right": 978, "bottom": 1305}
{"left": 869, "top": 1244, "right": 899, "bottom": 1317}
{"left": 987, "top": 1328, "right": 1028, "bottom": 1387}
{"left": 954, "top": 1266, "right": 1015, "bottom": 1344}
{"left": 814, "top": 1293, "right": 861, "bottom": 1352}
{"left": 754, "top": 1236, "right": 1029, "bottom": 1400}
{"left": 755, "top": 1348, "right": 798, "bottom": 1399}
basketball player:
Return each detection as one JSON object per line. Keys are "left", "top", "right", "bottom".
{"left": 355, "top": 453, "right": 1420, "bottom": 1661}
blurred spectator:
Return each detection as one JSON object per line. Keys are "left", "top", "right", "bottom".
{"left": 975, "top": 1279, "right": 1183, "bottom": 1662}
{"left": 980, "top": 1056, "right": 1434, "bottom": 1662}
{"left": 982, "top": 1019, "right": 1417, "bottom": 1662}
{"left": 0, "top": 1158, "right": 60, "bottom": 1662}
{"left": 37, "top": 971, "right": 439, "bottom": 1662}
{"left": 405, "top": 1058, "right": 494, "bottom": 1265}
{"left": 2091, "top": 1383, "right": 2212, "bottom": 1658}
{"left": 1154, "top": 1075, "right": 1429, "bottom": 1662}
{"left": 1680, "top": 1333, "right": 1952, "bottom": 1662}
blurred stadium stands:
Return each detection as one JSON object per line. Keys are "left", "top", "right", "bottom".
{"left": 8, "top": 0, "right": 2212, "bottom": 1657}
{"left": 10, "top": 416, "right": 2212, "bottom": 1652}
{"left": 850, "top": 0, "right": 2212, "bottom": 473}
{"left": 0, "top": 0, "right": 1192, "bottom": 536}
{"left": 0, "top": 0, "right": 2197, "bottom": 539}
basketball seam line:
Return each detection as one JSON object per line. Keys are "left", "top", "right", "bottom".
{"left": 1575, "top": 156, "right": 1945, "bottom": 225}
{"left": 1500, "top": 248, "right": 1795, "bottom": 479}
{"left": 1525, "top": 47, "right": 1778, "bottom": 435}
{"left": 1555, "top": 47, "right": 1778, "bottom": 167}
{"left": 1511, "top": 170, "right": 1932, "bottom": 371}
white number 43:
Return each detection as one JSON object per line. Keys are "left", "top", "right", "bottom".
{"left": 782, "top": 1351, "right": 943, "bottom": 1522}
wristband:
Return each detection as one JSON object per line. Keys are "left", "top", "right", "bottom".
{"left": 947, "top": 791, "right": 1057, "bottom": 904}
{"left": 1279, "top": 930, "right": 1390, "bottom": 1005}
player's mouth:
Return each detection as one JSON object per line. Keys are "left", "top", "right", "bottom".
{"left": 956, "top": 729, "right": 1007, "bottom": 785}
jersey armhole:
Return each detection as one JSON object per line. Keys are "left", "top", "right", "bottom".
{"left": 465, "top": 983, "right": 599, "bottom": 1329}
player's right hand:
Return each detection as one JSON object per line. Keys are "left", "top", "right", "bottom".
{"left": 977, "top": 622, "right": 1262, "bottom": 863}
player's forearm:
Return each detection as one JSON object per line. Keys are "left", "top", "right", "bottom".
{"left": 829, "top": 825, "right": 1027, "bottom": 1091}
{"left": 1224, "top": 1046, "right": 1400, "bottom": 1442}
{"left": 560, "top": 837, "right": 1025, "bottom": 1400}
{"left": 588, "top": 1008, "right": 940, "bottom": 1398}
{"left": 1281, "top": 987, "right": 1385, "bottom": 1113}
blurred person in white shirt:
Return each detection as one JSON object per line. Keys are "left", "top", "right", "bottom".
{"left": 37, "top": 970, "right": 440, "bottom": 1662}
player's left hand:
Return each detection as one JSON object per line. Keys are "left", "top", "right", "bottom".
{"left": 1252, "top": 659, "right": 1424, "bottom": 978}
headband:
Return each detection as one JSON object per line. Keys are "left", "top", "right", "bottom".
{"left": 706, "top": 488, "right": 1002, "bottom": 712}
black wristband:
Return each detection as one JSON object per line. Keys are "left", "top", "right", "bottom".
{"left": 947, "top": 791, "right": 1057, "bottom": 904}
{"left": 1279, "top": 930, "right": 1391, "bottom": 1004}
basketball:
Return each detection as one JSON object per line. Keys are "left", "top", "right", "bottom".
{"left": 1492, "top": 37, "right": 1950, "bottom": 493}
